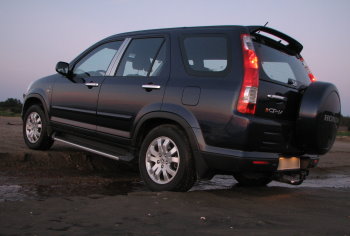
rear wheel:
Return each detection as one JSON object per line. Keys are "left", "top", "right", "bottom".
{"left": 23, "top": 105, "right": 54, "bottom": 150}
{"left": 233, "top": 172, "right": 273, "bottom": 187}
{"left": 139, "top": 125, "right": 196, "bottom": 192}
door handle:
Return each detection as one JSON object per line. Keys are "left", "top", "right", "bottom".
{"left": 84, "top": 82, "right": 99, "bottom": 87}
{"left": 142, "top": 84, "right": 161, "bottom": 90}
{"left": 267, "top": 94, "right": 288, "bottom": 102}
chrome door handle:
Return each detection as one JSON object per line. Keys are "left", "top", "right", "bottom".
{"left": 84, "top": 82, "right": 99, "bottom": 87}
{"left": 142, "top": 84, "right": 161, "bottom": 90}
{"left": 267, "top": 94, "right": 288, "bottom": 102}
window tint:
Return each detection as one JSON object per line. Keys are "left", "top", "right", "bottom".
{"left": 150, "top": 43, "right": 166, "bottom": 77}
{"left": 116, "top": 38, "right": 165, "bottom": 77}
{"left": 254, "top": 42, "right": 310, "bottom": 85}
{"left": 182, "top": 36, "right": 228, "bottom": 74}
{"left": 73, "top": 41, "right": 122, "bottom": 77}
{"left": 261, "top": 62, "right": 295, "bottom": 83}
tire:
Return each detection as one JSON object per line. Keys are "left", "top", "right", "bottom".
{"left": 139, "top": 125, "right": 196, "bottom": 192}
{"left": 233, "top": 172, "right": 273, "bottom": 187}
{"left": 23, "top": 105, "right": 54, "bottom": 150}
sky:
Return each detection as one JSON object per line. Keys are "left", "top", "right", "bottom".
{"left": 0, "top": 0, "right": 349, "bottom": 115}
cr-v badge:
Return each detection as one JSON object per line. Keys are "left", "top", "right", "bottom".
{"left": 265, "top": 107, "right": 283, "bottom": 115}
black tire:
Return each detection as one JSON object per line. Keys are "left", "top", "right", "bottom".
{"left": 139, "top": 125, "right": 196, "bottom": 192}
{"left": 233, "top": 172, "right": 273, "bottom": 187}
{"left": 23, "top": 105, "right": 54, "bottom": 150}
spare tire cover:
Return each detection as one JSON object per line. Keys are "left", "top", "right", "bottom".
{"left": 296, "top": 82, "right": 341, "bottom": 155}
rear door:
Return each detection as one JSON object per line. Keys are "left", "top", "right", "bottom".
{"left": 96, "top": 36, "right": 170, "bottom": 138}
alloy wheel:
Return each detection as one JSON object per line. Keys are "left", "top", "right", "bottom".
{"left": 25, "top": 112, "right": 42, "bottom": 143}
{"left": 145, "top": 136, "right": 180, "bottom": 184}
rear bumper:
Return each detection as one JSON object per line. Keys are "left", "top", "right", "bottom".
{"left": 191, "top": 127, "right": 319, "bottom": 178}
{"left": 198, "top": 148, "right": 319, "bottom": 177}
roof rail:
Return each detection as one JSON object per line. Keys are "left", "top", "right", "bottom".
{"left": 248, "top": 26, "right": 303, "bottom": 54}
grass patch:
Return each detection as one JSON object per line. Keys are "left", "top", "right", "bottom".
{"left": 337, "top": 131, "right": 350, "bottom": 136}
{"left": 0, "top": 98, "right": 22, "bottom": 117}
{"left": 0, "top": 110, "right": 21, "bottom": 117}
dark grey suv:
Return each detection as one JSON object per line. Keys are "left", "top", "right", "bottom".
{"left": 22, "top": 25, "right": 341, "bottom": 191}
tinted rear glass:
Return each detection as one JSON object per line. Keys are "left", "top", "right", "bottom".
{"left": 181, "top": 35, "right": 229, "bottom": 76}
{"left": 254, "top": 42, "right": 310, "bottom": 86}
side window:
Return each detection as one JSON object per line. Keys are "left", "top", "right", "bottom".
{"left": 73, "top": 41, "right": 122, "bottom": 77}
{"left": 116, "top": 38, "right": 165, "bottom": 77}
{"left": 150, "top": 43, "right": 166, "bottom": 77}
{"left": 181, "top": 35, "right": 229, "bottom": 75}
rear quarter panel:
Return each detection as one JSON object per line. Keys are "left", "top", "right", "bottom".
{"left": 162, "top": 28, "right": 248, "bottom": 149}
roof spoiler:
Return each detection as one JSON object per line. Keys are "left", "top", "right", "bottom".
{"left": 248, "top": 26, "right": 303, "bottom": 55}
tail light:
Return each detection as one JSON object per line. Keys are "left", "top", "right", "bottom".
{"left": 252, "top": 161, "right": 270, "bottom": 165}
{"left": 300, "top": 57, "right": 317, "bottom": 82}
{"left": 237, "top": 34, "right": 259, "bottom": 114}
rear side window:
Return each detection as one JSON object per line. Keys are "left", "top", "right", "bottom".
{"left": 181, "top": 35, "right": 229, "bottom": 76}
{"left": 116, "top": 38, "right": 165, "bottom": 77}
{"left": 254, "top": 42, "right": 310, "bottom": 85}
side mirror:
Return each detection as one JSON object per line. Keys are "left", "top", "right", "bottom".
{"left": 55, "top": 61, "right": 70, "bottom": 76}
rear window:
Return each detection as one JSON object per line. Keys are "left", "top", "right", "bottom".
{"left": 181, "top": 35, "right": 229, "bottom": 76}
{"left": 254, "top": 42, "right": 310, "bottom": 86}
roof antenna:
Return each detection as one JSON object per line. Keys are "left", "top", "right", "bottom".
{"left": 257, "top": 21, "right": 268, "bottom": 34}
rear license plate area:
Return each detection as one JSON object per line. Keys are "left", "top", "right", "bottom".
{"left": 277, "top": 157, "right": 300, "bottom": 170}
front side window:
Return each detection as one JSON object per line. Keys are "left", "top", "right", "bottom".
{"left": 182, "top": 35, "right": 229, "bottom": 75}
{"left": 73, "top": 41, "right": 122, "bottom": 77}
{"left": 116, "top": 38, "right": 165, "bottom": 77}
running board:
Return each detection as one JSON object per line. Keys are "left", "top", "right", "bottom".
{"left": 53, "top": 136, "right": 133, "bottom": 162}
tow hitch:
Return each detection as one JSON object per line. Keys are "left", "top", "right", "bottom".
{"left": 274, "top": 170, "right": 309, "bottom": 185}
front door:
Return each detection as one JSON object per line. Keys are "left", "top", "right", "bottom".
{"left": 51, "top": 41, "right": 123, "bottom": 131}
{"left": 97, "top": 37, "right": 169, "bottom": 138}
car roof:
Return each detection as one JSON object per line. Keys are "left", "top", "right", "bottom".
{"left": 69, "top": 25, "right": 248, "bottom": 65}
{"left": 104, "top": 25, "right": 247, "bottom": 40}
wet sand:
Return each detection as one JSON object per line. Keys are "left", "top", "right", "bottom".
{"left": 1, "top": 117, "right": 350, "bottom": 235}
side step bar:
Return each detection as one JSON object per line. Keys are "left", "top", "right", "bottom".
{"left": 53, "top": 136, "right": 133, "bottom": 162}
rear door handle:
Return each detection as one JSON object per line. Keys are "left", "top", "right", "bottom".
{"left": 142, "top": 84, "right": 161, "bottom": 90}
{"left": 267, "top": 94, "right": 288, "bottom": 102}
{"left": 84, "top": 82, "right": 99, "bottom": 87}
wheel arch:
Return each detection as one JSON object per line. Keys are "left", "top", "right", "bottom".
{"left": 132, "top": 112, "right": 196, "bottom": 149}
{"left": 22, "top": 94, "right": 48, "bottom": 119}
{"left": 132, "top": 112, "right": 209, "bottom": 178}
{"left": 22, "top": 94, "right": 53, "bottom": 136}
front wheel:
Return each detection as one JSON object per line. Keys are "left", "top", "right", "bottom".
{"left": 23, "top": 105, "right": 54, "bottom": 150}
{"left": 139, "top": 125, "right": 196, "bottom": 192}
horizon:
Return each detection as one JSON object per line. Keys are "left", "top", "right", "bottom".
{"left": 0, "top": 0, "right": 349, "bottom": 115}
